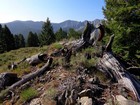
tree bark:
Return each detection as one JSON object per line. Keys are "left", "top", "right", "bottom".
{"left": 97, "top": 35, "right": 140, "bottom": 101}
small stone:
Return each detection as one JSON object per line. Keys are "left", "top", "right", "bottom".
{"left": 30, "top": 98, "right": 42, "bottom": 105}
{"left": 78, "top": 96, "right": 92, "bottom": 105}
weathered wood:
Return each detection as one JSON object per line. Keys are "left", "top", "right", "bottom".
{"left": 97, "top": 35, "right": 140, "bottom": 101}
{"left": 26, "top": 53, "right": 48, "bottom": 66}
{"left": 0, "top": 57, "right": 53, "bottom": 99}
{"left": 105, "top": 34, "right": 114, "bottom": 52}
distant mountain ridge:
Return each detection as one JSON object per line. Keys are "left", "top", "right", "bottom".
{"left": 1, "top": 20, "right": 93, "bottom": 39}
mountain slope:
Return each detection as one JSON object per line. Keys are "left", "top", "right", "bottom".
{"left": 1, "top": 20, "right": 88, "bottom": 39}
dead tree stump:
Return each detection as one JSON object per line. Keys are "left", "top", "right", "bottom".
{"left": 96, "top": 35, "right": 140, "bottom": 101}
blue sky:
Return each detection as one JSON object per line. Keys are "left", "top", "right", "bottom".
{"left": 0, "top": 0, "right": 105, "bottom": 23}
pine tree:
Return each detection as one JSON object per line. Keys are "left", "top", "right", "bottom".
{"left": 18, "top": 34, "right": 25, "bottom": 48}
{"left": 27, "top": 32, "right": 39, "bottom": 47}
{"left": 55, "top": 28, "right": 67, "bottom": 41}
{"left": 103, "top": 0, "right": 140, "bottom": 58}
{"left": 14, "top": 35, "right": 20, "bottom": 49}
{"left": 14, "top": 34, "right": 25, "bottom": 49}
{"left": 33, "top": 33, "right": 39, "bottom": 47}
{"left": 0, "top": 24, "right": 6, "bottom": 53}
{"left": 39, "top": 18, "right": 55, "bottom": 45}
{"left": 2, "top": 25, "right": 15, "bottom": 51}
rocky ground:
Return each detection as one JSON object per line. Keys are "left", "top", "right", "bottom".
{"left": 0, "top": 39, "right": 140, "bottom": 105}
{"left": 1, "top": 64, "right": 140, "bottom": 105}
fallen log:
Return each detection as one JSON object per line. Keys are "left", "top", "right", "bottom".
{"left": 97, "top": 35, "right": 140, "bottom": 102}
{"left": 0, "top": 57, "right": 53, "bottom": 100}
{"left": 25, "top": 53, "right": 48, "bottom": 66}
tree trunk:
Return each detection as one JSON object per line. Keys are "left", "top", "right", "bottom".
{"left": 96, "top": 35, "right": 140, "bottom": 101}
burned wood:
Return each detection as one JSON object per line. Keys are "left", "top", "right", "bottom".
{"left": 0, "top": 57, "right": 53, "bottom": 100}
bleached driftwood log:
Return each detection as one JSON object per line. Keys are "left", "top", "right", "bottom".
{"left": 26, "top": 53, "right": 48, "bottom": 66}
{"left": 0, "top": 57, "right": 53, "bottom": 100}
{"left": 97, "top": 35, "right": 140, "bottom": 101}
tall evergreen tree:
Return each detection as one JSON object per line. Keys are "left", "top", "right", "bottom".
{"left": 18, "top": 34, "right": 25, "bottom": 48}
{"left": 0, "top": 24, "right": 6, "bottom": 53}
{"left": 103, "top": 0, "right": 140, "bottom": 58}
{"left": 2, "top": 25, "right": 15, "bottom": 51}
{"left": 55, "top": 28, "right": 67, "bottom": 41}
{"left": 14, "top": 35, "right": 20, "bottom": 49}
{"left": 39, "top": 18, "right": 55, "bottom": 45}
{"left": 14, "top": 34, "right": 25, "bottom": 49}
{"left": 27, "top": 32, "right": 39, "bottom": 47}
{"left": 33, "top": 33, "right": 39, "bottom": 47}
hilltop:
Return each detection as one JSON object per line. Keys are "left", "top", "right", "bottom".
{"left": 0, "top": 37, "right": 140, "bottom": 105}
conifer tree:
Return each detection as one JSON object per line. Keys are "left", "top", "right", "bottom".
{"left": 27, "top": 32, "right": 39, "bottom": 47}
{"left": 14, "top": 35, "right": 20, "bottom": 49}
{"left": 2, "top": 25, "right": 15, "bottom": 51}
{"left": 0, "top": 24, "right": 6, "bottom": 53}
{"left": 14, "top": 34, "right": 25, "bottom": 49}
{"left": 55, "top": 28, "right": 67, "bottom": 41}
{"left": 39, "top": 18, "right": 55, "bottom": 45}
{"left": 103, "top": 0, "right": 140, "bottom": 58}
{"left": 18, "top": 34, "right": 25, "bottom": 48}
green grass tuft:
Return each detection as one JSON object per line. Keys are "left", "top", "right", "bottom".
{"left": 20, "top": 87, "right": 38, "bottom": 102}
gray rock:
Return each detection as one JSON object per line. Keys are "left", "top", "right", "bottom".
{"left": 0, "top": 72, "right": 20, "bottom": 91}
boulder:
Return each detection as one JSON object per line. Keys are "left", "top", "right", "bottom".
{"left": 0, "top": 72, "right": 20, "bottom": 90}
